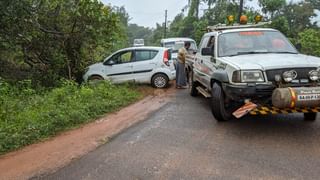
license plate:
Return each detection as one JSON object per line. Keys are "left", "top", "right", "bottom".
{"left": 297, "top": 94, "right": 320, "bottom": 101}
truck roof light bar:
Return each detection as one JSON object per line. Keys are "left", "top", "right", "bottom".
{"left": 206, "top": 21, "right": 272, "bottom": 32}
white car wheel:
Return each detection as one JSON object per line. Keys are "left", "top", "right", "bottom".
{"left": 152, "top": 74, "right": 168, "bottom": 88}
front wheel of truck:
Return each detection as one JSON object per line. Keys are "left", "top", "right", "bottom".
{"left": 304, "top": 113, "right": 317, "bottom": 121}
{"left": 211, "top": 83, "right": 232, "bottom": 122}
{"left": 189, "top": 70, "right": 198, "bottom": 97}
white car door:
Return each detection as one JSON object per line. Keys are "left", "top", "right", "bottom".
{"left": 104, "top": 50, "right": 134, "bottom": 83}
{"left": 131, "top": 49, "right": 159, "bottom": 83}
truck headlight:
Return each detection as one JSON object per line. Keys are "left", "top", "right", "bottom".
{"left": 309, "top": 70, "right": 319, "bottom": 81}
{"left": 283, "top": 70, "right": 297, "bottom": 82}
{"left": 241, "top": 71, "right": 264, "bottom": 82}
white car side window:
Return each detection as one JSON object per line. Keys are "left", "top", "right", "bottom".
{"left": 135, "top": 50, "right": 158, "bottom": 61}
{"left": 111, "top": 51, "right": 133, "bottom": 64}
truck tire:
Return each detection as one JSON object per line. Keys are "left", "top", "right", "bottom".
{"left": 211, "top": 83, "right": 232, "bottom": 121}
{"left": 304, "top": 113, "right": 317, "bottom": 121}
{"left": 189, "top": 70, "right": 198, "bottom": 97}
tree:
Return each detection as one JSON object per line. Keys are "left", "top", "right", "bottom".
{"left": 282, "top": 2, "right": 316, "bottom": 37}
{"left": 258, "top": 0, "right": 286, "bottom": 19}
{"left": 127, "top": 24, "right": 153, "bottom": 46}
{"left": 202, "top": 0, "right": 239, "bottom": 25}
{"left": 168, "top": 13, "right": 185, "bottom": 37}
{"left": 188, "top": 0, "right": 201, "bottom": 18}
{"left": 270, "top": 16, "right": 290, "bottom": 36}
{"left": 298, "top": 29, "right": 320, "bottom": 57}
{"left": 0, "top": 0, "right": 127, "bottom": 86}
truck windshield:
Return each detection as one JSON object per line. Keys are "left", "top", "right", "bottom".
{"left": 218, "top": 31, "right": 297, "bottom": 57}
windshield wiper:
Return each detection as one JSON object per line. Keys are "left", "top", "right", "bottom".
{"left": 227, "top": 51, "right": 269, "bottom": 57}
{"left": 269, "top": 51, "right": 298, "bottom": 54}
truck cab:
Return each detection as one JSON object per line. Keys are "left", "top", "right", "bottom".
{"left": 189, "top": 24, "right": 320, "bottom": 122}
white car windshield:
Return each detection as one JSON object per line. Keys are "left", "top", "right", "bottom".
{"left": 218, "top": 31, "right": 298, "bottom": 57}
{"left": 164, "top": 41, "right": 197, "bottom": 53}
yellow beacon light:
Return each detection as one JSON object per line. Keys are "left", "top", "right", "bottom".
{"left": 254, "top": 15, "right": 263, "bottom": 24}
{"left": 227, "top": 15, "right": 235, "bottom": 25}
{"left": 239, "top": 15, "right": 248, "bottom": 25}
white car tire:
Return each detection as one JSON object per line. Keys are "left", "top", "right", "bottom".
{"left": 152, "top": 74, "right": 169, "bottom": 88}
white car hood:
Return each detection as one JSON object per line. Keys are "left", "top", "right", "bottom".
{"left": 89, "top": 62, "right": 103, "bottom": 70}
{"left": 220, "top": 54, "right": 320, "bottom": 70}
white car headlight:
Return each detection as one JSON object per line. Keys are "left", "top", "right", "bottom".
{"left": 241, "top": 71, "right": 264, "bottom": 82}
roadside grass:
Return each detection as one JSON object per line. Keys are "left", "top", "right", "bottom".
{"left": 0, "top": 80, "right": 142, "bottom": 154}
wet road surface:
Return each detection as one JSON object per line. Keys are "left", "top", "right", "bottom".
{"left": 38, "top": 90, "right": 320, "bottom": 180}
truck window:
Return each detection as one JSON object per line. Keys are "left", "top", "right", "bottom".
{"left": 199, "top": 36, "right": 210, "bottom": 50}
{"left": 207, "top": 36, "right": 215, "bottom": 49}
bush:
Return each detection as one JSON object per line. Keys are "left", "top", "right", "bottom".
{"left": 0, "top": 79, "right": 141, "bottom": 154}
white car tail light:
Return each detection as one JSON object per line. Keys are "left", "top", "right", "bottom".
{"left": 163, "top": 50, "right": 170, "bottom": 66}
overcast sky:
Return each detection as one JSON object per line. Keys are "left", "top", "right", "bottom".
{"left": 102, "top": 0, "right": 187, "bottom": 28}
{"left": 102, "top": 0, "right": 318, "bottom": 28}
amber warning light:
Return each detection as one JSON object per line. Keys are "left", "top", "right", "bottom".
{"left": 226, "top": 15, "right": 235, "bottom": 25}
{"left": 254, "top": 15, "right": 263, "bottom": 24}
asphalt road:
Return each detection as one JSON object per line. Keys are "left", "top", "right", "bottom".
{"left": 38, "top": 89, "right": 320, "bottom": 180}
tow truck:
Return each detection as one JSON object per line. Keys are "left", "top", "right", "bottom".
{"left": 187, "top": 15, "right": 320, "bottom": 121}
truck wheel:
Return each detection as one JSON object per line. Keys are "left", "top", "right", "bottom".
{"left": 304, "top": 113, "right": 317, "bottom": 121}
{"left": 152, "top": 74, "right": 168, "bottom": 88}
{"left": 189, "top": 70, "right": 198, "bottom": 97}
{"left": 211, "top": 83, "right": 232, "bottom": 121}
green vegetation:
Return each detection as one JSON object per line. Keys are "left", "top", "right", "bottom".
{"left": 0, "top": 0, "right": 319, "bottom": 154}
{"left": 0, "top": 80, "right": 141, "bottom": 154}
{"left": 1, "top": 0, "right": 319, "bottom": 86}
{"left": 0, "top": 0, "right": 127, "bottom": 86}
{"left": 299, "top": 29, "right": 320, "bottom": 57}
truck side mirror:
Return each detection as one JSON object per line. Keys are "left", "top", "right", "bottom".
{"left": 201, "top": 47, "right": 213, "bottom": 56}
{"left": 295, "top": 43, "right": 302, "bottom": 52}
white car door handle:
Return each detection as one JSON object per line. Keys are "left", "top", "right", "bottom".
{"left": 127, "top": 65, "right": 133, "bottom": 67}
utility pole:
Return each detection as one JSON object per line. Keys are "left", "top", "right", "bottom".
{"left": 238, "top": 0, "right": 244, "bottom": 23}
{"left": 164, "top": 10, "right": 167, "bottom": 38}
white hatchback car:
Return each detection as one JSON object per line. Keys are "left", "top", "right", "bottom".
{"left": 83, "top": 46, "right": 176, "bottom": 88}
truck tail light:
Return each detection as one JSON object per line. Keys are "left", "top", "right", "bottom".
{"left": 163, "top": 50, "right": 170, "bottom": 66}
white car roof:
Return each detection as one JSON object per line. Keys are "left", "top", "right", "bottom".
{"left": 161, "top": 38, "right": 196, "bottom": 43}
{"left": 117, "top": 46, "right": 167, "bottom": 52}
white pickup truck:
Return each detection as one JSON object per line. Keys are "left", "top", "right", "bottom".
{"left": 188, "top": 24, "right": 320, "bottom": 122}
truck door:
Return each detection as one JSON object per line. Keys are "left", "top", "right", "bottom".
{"left": 196, "top": 35, "right": 217, "bottom": 88}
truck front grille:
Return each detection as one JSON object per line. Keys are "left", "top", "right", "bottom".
{"left": 266, "top": 68, "right": 316, "bottom": 81}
